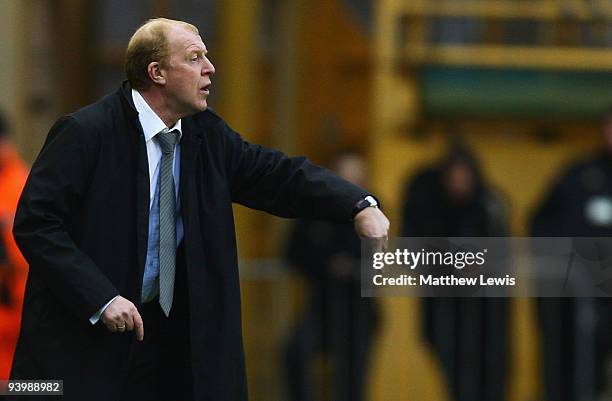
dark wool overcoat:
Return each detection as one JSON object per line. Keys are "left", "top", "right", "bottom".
{"left": 9, "top": 82, "right": 368, "bottom": 400}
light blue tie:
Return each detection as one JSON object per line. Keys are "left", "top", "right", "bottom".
{"left": 156, "top": 129, "right": 179, "bottom": 317}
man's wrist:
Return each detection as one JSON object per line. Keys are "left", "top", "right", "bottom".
{"left": 352, "top": 195, "right": 379, "bottom": 219}
{"left": 89, "top": 296, "right": 119, "bottom": 325}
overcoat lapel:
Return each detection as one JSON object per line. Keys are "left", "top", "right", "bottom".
{"left": 178, "top": 119, "right": 203, "bottom": 271}
{"left": 120, "top": 84, "right": 150, "bottom": 304}
{"left": 179, "top": 121, "right": 201, "bottom": 212}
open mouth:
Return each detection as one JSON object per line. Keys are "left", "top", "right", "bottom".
{"left": 201, "top": 83, "right": 211, "bottom": 95}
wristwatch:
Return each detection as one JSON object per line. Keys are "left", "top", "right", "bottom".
{"left": 352, "top": 195, "right": 379, "bottom": 219}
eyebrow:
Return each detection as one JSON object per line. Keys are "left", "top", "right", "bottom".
{"left": 187, "top": 45, "right": 207, "bottom": 53}
{"left": 188, "top": 49, "right": 208, "bottom": 58}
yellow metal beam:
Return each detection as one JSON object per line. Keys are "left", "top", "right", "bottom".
{"left": 403, "top": 44, "right": 612, "bottom": 70}
{"left": 397, "top": 0, "right": 612, "bottom": 21}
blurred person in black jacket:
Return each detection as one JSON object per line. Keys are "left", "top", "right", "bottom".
{"left": 283, "top": 151, "right": 380, "bottom": 401}
{"left": 531, "top": 109, "right": 612, "bottom": 401}
{"left": 401, "top": 143, "right": 510, "bottom": 401}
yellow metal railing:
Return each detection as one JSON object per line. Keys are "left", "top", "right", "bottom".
{"left": 396, "top": 0, "right": 612, "bottom": 70}
{"left": 402, "top": 44, "right": 612, "bottom": 70}
{"left": 398, "top": 0, "right": 612, "bottom": 21}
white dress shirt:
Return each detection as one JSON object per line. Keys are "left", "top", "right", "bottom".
{"left": 89, "top": 89, "right": 183, "bottom": 324}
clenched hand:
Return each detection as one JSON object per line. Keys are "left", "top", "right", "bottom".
{"left": 101, "top": 296, "right": 144, "bottom": 341}
{"left": 354, "top": 206, "right": 390, "bottom": 251}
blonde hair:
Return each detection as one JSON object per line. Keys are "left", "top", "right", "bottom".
{"left": 125, "top": 18, "right": 199, "bottom": 90}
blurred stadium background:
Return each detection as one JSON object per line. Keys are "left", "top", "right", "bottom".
{"left": 1, "top": 1, "right": 612, "bottom": 400}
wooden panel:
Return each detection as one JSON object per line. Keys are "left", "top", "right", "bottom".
{"left": 295, "top": 0, "right": 373, "bottom": 163}
{"left": 53, "top": 0, "right": 95, "bottom": 113}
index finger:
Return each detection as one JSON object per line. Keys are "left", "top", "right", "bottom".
{"left": 371, "top": 236, "right": 387, "bottom": 254}
{"left": 133, "top": 310, "right": 144, "bottom": 341}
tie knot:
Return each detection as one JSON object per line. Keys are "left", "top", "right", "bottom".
{"left": 156, "top": 129, "right": 179, "bottom": 154}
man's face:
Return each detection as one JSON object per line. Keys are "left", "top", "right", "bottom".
{"left": 161, "top": 26, "right": 215, "bottom": 117}
{"left": 444, "top": 161, "right": 474, "bottom": 204}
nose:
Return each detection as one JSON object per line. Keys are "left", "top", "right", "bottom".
{"left": 203, "top": 57, "right": 215, "bottom": 76}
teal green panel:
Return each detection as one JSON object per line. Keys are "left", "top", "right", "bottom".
{"left": 421, "top": 67, "right": 612, "bottom": 119}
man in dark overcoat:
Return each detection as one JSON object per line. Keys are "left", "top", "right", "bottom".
{"left": 8, "top": 18, "right": 389, "bottom": 401}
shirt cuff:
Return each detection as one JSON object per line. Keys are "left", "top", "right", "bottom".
{"left": 89, "top": 296, "right": 119, "bottom": 325}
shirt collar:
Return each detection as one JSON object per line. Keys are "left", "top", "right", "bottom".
{"left": 131, "top": 89, "right": 183, "bottom": 142}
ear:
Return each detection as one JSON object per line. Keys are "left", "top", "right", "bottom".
{"left": 147, "top": 61, "right": 166, "bottom": 85}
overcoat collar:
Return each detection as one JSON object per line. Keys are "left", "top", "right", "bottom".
{"left": 120, "top": 80, "right": 139, "bottom": 116}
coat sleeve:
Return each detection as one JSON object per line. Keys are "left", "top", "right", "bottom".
{"left": 221, "top": 122, "right": 369, "bottom": 222}
{"left": 13, "top": 116, "right": 119, "bottom": 321}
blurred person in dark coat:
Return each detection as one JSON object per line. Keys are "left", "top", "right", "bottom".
{"left": 0, "top": 111, "right": 29, "bottom": 381}
{"left": 401, "top": 144, "right": 510, "bottom": 401}
{"left": 283, "top": 151, "right": 380, "bottom": 401}
{"left": 8, "top": 18, "right": 389, "bottom": 401}
{"left": 531, "top": 108, "right": 612, "bottom": 401}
